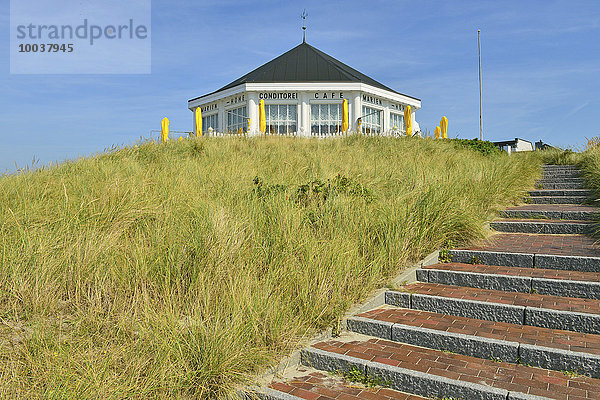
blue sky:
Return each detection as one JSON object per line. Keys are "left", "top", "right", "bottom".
{"left": 2, "top": 0, "right": 600, "bottom": 173}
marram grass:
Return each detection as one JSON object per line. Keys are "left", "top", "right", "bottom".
{"left": 0, "top": 136, "right": 539, "bottom": 398}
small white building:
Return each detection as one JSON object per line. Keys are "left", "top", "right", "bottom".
{"left": 493, "top": 138, "right": 534, "bottom": 154}
{"left": 188, "top": 41, "right": 421, "bottom": 137}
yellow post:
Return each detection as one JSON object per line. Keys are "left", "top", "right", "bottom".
{"left": 357, "top": 118, "right": 362, "bottom": 134}
{"left": 259, "top": 99, "right": 266, "bottom": 134}
{"left": 195, "top": 107, "right": 202, "bottom": 137}
{"left": 161, "top": 117, "right": 169, "bottom": 143}
{"left": 341, "top": 99, "right": 349, "bottom": 134}
{"left": 435, "top": 126, "right": 441, "bottom": 139}
{"left": 441, "top": 116, "right": 448, "bottom": 139}
{"left": 404, "top": 106, "right": 412, "bottom": 136}
{"left": 247, "top": 118, "right": 251, "bottom": 134}
{"left": 178, "top": 137, "right": 183, "bottom": 142}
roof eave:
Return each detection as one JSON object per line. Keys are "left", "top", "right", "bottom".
{"left": 188, "top": 82, "right": 420, "bottom": 110}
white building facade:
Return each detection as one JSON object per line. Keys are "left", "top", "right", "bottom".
{"left": 493, "top": 138, "right": 534, "bottom": 154}
{"left": 188, "top": 42, "right": 421, "bottom": 137}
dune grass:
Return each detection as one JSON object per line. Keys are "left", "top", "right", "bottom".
{"left": 0, "top": 135, "right": 540, "bottom": 398}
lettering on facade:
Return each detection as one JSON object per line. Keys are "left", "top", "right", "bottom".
{"left": 201, "top": 103, "right": 218, "bottom": 112}
{"left": 259, "top": 92, "right": 298, "bottom": 100}
{"left": 225, "top": 95, "right": 245, "bottom": 105}
{"left": 314, "top": 92, "right": 344, "bottom": 99}
{"left": 362, "top": 94, "right": 382, "bottom": 105}
{"left": 390, "top": 103, "right": 404, "bottom": 111}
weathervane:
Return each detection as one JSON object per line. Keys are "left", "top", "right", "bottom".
{"left": 301, "top": 9, "right": 308, "bottom": 43}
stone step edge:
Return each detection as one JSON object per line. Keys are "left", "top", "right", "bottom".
{"left": 498, "top": 210, "right": 599, "bottom": 220}
{"left": 537, "top": 179, "right": 585, "bottom": 184}
{"left": 489, "top": 220, "right": 593, "bottom": 235}
{"left": 416, "top": 267, "right": 600, "bottom": 300}
{"left": 249, "top": 387, "right": 303, "bottom": 400}
{"left": 528, "top": 191, "right": 592, "bottom": 197}
{"left": 347, "top": 315, "right": 600, "bottom": 379}
{"left": 448, "top": 249, "right": 600, "bottom": 272}
{"left": 542, "top": 167, "right": 578, "bottom": 170}
{"left": 536, "top": 184, "right": 586, "bottom": 189}
{"left": 541, "top": 175, "right": 582, "bottom": 179}
{"left": 529, "top": 189, "right": 591, "bottom": 192}
{"left": 491, "top": 219, "right": 595, "bottom": 224}
{"left": 526, "top": 196, "right": 589, "bottom": 205}
{"left": 527, "top": 195, "right": 589, "bottom": 199}
{"left": 384, "top": 290, "right": 600, "bottom": 334}
{"left": 301, "top": 347, "right": 544, "bottom": 400}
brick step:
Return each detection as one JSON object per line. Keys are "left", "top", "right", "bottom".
{"left": 536, "top": 182, "right": 586, "bottom": 189}
{"left": 348, "top": 307, "right": 600, "bottom": 378}
{"left": 386, "top": 283, "right": 600, "bottom": 334}
{"left": 417, "top": 263, "right": 600, "bottom": 299}
{"left": 302, "top": 337, "right": 600, "bottom": 399}
{"left": 449, "top": 249, "right": 600, "bottom": 272}
{"left": 490, "top": 219, "right": 594, "bottom": 234}
{"left": 260, "top": 371, "right": 428, "bottom": 400}
{"left": 528, "top": 189, "right": 592, "bottom": 197}
{"left": 450, "top": 233, "right": 600, "bottom": 271}
{"left": 527, "top": 196, "right": 589, "bottom": 204}
{"left": 499, "top": 205, "right": 600, "bottom": 220}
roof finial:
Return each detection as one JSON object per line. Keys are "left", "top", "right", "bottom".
{"left": 301, "top": 9, "right": 307, "bottom": 43}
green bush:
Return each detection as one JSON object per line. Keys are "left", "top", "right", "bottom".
{"left": 450, "top": 138, "right": 503, "bottom": 155}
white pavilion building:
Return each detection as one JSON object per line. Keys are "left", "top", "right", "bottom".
{"left": 188, "top": 41, "right": 421, "bottom": 137}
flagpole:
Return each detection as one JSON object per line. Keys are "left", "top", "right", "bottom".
{"left": 478, "top": 29, "right": 483, "bottom": 141}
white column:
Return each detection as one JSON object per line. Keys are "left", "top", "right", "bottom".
{"left": 248, "top": 93, "right": 258, "bottom": 135}
{"left": 218, "top": 102, "right": 225, "bottom": 136}
{"left": 192, "top": 107, "right": 197, "bottom": 135}
{"left": 383, "top": 102, "right": 390, "bottom": 136}
{"left": 353, "top": 92, "right": 361, "bottom": 133}
{"left": 300, "top": 92, "right": 310, "bottom": 137}
{"left": 411, "top": 110, "right": 419, "bottom": 137}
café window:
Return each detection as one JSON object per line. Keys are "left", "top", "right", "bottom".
{"left": 311, "top": 103, "right": 342, "bottom": 136}
{"left": 202, "top": 113, "right": 218, "bottom": 132}
{"left": 389, "top": 112, "right": 404, "bottom": 133}
{"left": 361, "top": 106, "right": 381, "bottom": 135}
{"left": 227, "top": 106, "right": 247, "bottom": 133}
{"left": 266, "top": 104, "right": 297, "bottom": 135}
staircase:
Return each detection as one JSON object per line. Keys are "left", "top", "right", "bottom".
{"left": 255, "top": 164, "right": 600, "bottom": 400}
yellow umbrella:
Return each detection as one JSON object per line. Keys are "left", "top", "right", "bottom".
{"left": 441, "top": 116, "right": 448, "bottom": 139}
{"left": 161, "top": 117, "right": 169, "bottom": 143}
{"left": 259, "top": 99, "right": 266, "bottom": 134}
{"left": 404, "top": 106, "right": 412, "bottom": 136}
{"left": 341, "top": 99, "right": 349, "bottom": 133}
{"left": 434, "top": 126, "right": 441, "bottom": 139}
{"left": 195, "top": 108, "right": 202, "bottom": 137}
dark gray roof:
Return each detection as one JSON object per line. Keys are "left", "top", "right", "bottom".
{"left": 189, "top": 42, "right": 419, "bottom": 102}
{"left": 493, "top": 138, "right": 533, "bottom": 146}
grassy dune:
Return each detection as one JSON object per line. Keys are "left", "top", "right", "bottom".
{"left": 0, "top": 136, "right": 539, "bottom": 398}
